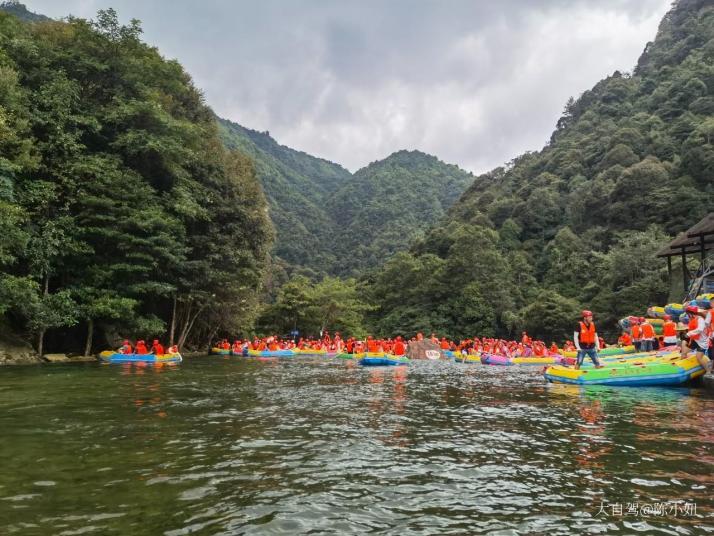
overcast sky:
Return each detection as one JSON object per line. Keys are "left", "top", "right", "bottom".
{"left": 27, "top": 0, "right": 671, "bottom": 173}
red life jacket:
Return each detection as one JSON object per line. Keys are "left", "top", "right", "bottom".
{"left": 579, "top": 321, "right": 596, "bottom": 345}
{"left": 663, "top": 322, "right": 676, "bottom": 338}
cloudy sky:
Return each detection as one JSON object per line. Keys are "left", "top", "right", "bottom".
{"left": 28, "top": 0, "right": 671, "bottom": 173}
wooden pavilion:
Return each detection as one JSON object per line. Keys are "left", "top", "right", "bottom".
{"left": 656, "top": 213, "right": 714, "bottom": 298}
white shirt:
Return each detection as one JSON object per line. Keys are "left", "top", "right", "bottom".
{"left": 687, "top": 316, "right": 710, "bottom": 349}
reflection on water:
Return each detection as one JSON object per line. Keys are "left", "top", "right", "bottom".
{"left": 0, "top": 358, "right": 713, "bottom": 534}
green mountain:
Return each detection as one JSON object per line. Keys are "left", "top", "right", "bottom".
{"left": 219, "top": 120, "right": 473, "bottom": 277}
{"left": 367, "top": 0, "right": 714, "bottom": 342}
{"left": 0, "top": 1, "right": 49, "bottom": 22}
{"left": 218, "top": 117, "right": 351, "bottom": 272}
{"left": 330, "top": 150, "right": 473, "bottom": 276}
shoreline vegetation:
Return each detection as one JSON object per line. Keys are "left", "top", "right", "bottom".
{"left": 0, "top": 1, "right": 713, "bottom": 358}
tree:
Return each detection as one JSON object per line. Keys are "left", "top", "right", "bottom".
{"left": 308, "top": 277, "right": 373, "bottom": 337}
{"left": 521, "top": 291, "right": 582, "bottom": 344}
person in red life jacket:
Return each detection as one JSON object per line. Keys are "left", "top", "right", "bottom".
{"left": 631, "top": 319, "right": 642, "bottom": 352}
{"left": 521, "top": 331, "right": 532, "bottom": 346}
{"left": 120, "top": 339, "right": 133, "bottom": 354}
{"left": 682, "top": 305, "right": 711, "bottom": 371}
{"left": 618, "top": 331, "right": 632, "bottom": 347}
{"left": 135, "top": 340, "right": 148, "bottom": 355}
{"left": 221, "top": 339, "right": 230, "bottom": 350}
{"left": 168, "top": 344, "right": 179, "bottom": 354}
{"left": 550, "top": 342, "right": 559, "bottom": 354}
{"left": 232, "top": 340, "right": 242, "bottom": 354}
{"left": 574, "top": 310, "right": 602, "bottom": 370}
{"left": 439, "top": 337, "right": 449, "bottom": 350}
{"left": 393, "top": 336, "right": 406, "bottom": 356}
{"left": 662, "top": 315, "right": 678, "bottom": 347}
{"left": 151, "top": 339, "right": 165, "bottom": 356}
{"left": 640, "top": 318, "right": 656, "bottom": 352}
{"left": 598, "top": 336, "right": 606, "bottom": 349}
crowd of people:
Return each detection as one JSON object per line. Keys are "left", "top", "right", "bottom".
{"left": 209, "top": 329, "right": 599, "bottom": 359}
{"left": 118, "top": 339, "right": 177, "bottom": 356}
{"left": 115, "top": 306, "right": 713, "bottom": 375}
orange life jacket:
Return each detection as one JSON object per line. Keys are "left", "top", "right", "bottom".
{"left": 641, "top": 323, "right": 655, "bottom": 339}
{"left": 579, "top": 321, "right": 596, "bottom": 345}
{"left": 631, "top": 325, "right": 641, "bottom": 339}
{"left": 663, "top": 321, "right": 676, "bottom": 338}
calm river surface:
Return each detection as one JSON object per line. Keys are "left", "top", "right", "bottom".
{"left": 1, "top": 356, "right": 714, "bottom": 535}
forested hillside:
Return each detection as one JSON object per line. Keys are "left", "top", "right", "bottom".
{"left": 0, "top": 0, "right": 47, "bottom": 22}
{"left": 220, "top": 119, "right": 473, "bottom": 277}
{"left": 219, "top": 117, "right": 351, "bottom": 272}
{"left": 366, "top": 0, "right": 714, "bottom": 342}
{"left": 329, "top": 151, "right": 473, "bottom": 276}
{"left": 0, "top": 8, "right": 273, "bottom": 354}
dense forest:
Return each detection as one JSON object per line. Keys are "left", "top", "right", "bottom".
{"left": 220, "top": 119, "right": 473, "bottom": 278}
{"left": 0, "top": 6, "right": 273, "bottom": 354}
{"left": 219, "top": 117, "right": 351, "bottom": 274}
{"left": 364, "top": 0, "right": 714, "bottom": 342}
{"left": 1, "top": 0, "right": 712, "bottom": 354}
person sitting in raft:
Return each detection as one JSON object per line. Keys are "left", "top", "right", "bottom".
{"left": 682, "top": 305, "right": 711, "bottom": 372}
{"left": 120, "top": 339, "right": 133, "bottom": 354}
{"left": 393, "top": 336, "right": 406, "bottom": 356}
{"left": 618, "top": 330, "right": 632, "bottom": 347}
{"left": 135, "top": 340, "right": 149, "bottom": 355}
{"left": 574, "top": 310, "right": 603, "bottom": 370}
{"left": 220, "top": 339, "right": 230, "bottom": 350}
{"left": 151, "top": 339, "right": 165, "bottom": 355}
{"left": 550, "top": 342, "right": 559, "bottom": 354}
{"left": 168, "top": 344, "right": 178, "bottom": 354}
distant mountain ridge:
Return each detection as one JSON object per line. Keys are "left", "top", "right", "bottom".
{"left": 219, "top": 118, "right": 473, "bottom": 276}
{"left": 0, "top": 1, "right": 50, "bottom": 22}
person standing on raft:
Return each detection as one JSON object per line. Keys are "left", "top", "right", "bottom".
{"left": 682, "top": 305, "right": 711, "bottom": 372}
{"left": 574, "top": 310, "right": 603, "bottom": 370}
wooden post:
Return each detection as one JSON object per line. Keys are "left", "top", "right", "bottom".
{"left": 681, "top": 248, "right": 688, "bottom": 294}
{"left": 667, "top": 255, "right": 672, "bottom": 284}
{"left": 701, "top": 235, "right": 706, "bottom": 262}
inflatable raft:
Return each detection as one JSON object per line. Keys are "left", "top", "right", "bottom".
{"left": 480, "top": 353, "right": 565, "bottom": 366}
{"left": 480, "top": 353, "right": 514, "bottom": 366}
{"left": 358, "top": 352, "right": 409, "bottom": 366}
{"left": 99, "top": 351, "right": 182, "bottom": 364}
{"left": 294, "top": 348, "right": 327, "bottom": 356}
{"left": 246, "top": 349, "right": 295, "bottom": 358}
{"left": 561, "top": 345, "right": 635, "bottom": 359}
{"left": 544, "top": 354, "right": 704, "bottom": 386}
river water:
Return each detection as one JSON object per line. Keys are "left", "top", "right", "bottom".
{"left": 1, "top": 356, "right": 713, "bottom": 535}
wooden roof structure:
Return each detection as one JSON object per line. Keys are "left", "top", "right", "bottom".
{"left": 657, "top": 213, "right": 714, "bottom": 293}
{"left": 656, "top": 213, "right": 714, "bottom": 258}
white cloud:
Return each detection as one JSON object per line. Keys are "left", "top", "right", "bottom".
{"left": 25, "top": 0, "right": 672, "bottom": 173}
